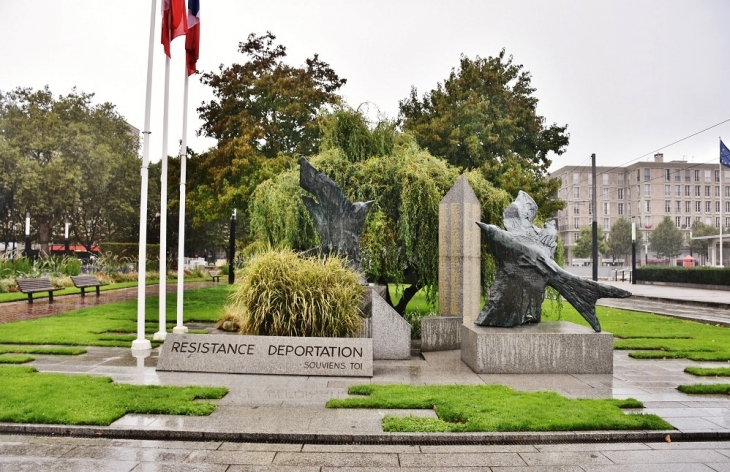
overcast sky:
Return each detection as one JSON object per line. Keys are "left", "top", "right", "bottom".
{"left": 3, "top": 1, "right": 730, "bottom": 173}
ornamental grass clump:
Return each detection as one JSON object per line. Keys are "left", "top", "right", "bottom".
{"left": 223, "top": 248, "right": 364, "bottom": 337}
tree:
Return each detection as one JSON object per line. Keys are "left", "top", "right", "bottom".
{"left": 649, "top": 216, "right": 684, "bottom": 259}
{"left": 572, "top": 226, "right": 608, "bottom": 259}
{"left": 607, "top": 218, "right": 632, "bottom": 260}
{"left": 249, "top": 109, "right": 512, "bottom": 314}
{"left": 689, "top": 220, "right": 716, "bottom": 259}
{"left": 0, "top": 87, "right": 140, "bottom": 254}
{"left": 399, "top": 50, "right": 569, "bottom": 217}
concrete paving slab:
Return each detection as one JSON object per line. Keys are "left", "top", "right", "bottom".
{"left": 0, "top": 457, "right": 139, "bottom": 472}
{"left": 601, "top": 448, "right": 730, "bottom": 463}
{"left": 398, "top": 452, "right": 527, "bottom": 467}
{"left": 518, "top": 451, "right": 614, "bottom": 466}
{"left": 274, "top": 451, "right": 399, "bottom": 467}
{"left": 185, "top": 450, "right": 275, "bottom": 465}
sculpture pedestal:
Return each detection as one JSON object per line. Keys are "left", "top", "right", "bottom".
{"left": 460, "top": 322, "right": 613, "bottom": 374}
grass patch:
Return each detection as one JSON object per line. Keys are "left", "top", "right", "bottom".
{"left": 545, "top": 301, "right": 730, "bottom": 362}
{"left": 0, "top": 365, "right": 227, "bottom": 425}
{"left": 0, "top": 355, "right": 34, "bottom": 364}
{"left": 0, "top": 285, "right": 232, "bottom": 347}
{"left": 684, "top": 367, "right": 730, "bottom": 377}
{"left": 0, "top": 346, "right": 86, "bottom": 355}
{"left": 677, "top": 384, "right": 730, "bottom": 395}
{"left": 327, "top": 384, "right": 671, "bottom": 432}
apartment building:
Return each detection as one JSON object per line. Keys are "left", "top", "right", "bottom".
{"left": 551, "top": 153, "right": 730, "bottom": 265}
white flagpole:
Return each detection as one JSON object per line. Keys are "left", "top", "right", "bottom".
{"left": 721, "top": 137, "right": 724, "bottom": 268}
{"left": 154, "top": 56, "right": 171, "bottom": 341}
{"left": 174, "top": 70, "right": 189, "bottom": 334}
{"left": 133, "top": 0, "right": 157, "bottom": 351}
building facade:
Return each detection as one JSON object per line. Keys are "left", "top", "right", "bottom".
{"left": 552, "top": 154, "right": 730, "bottom": 265}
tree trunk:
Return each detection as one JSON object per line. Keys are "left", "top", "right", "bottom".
{"left": 37, "top": 219, "right": 51, "bottom": 256}
{"left": 393, "top": 284, "right": 420, "bottom": 316}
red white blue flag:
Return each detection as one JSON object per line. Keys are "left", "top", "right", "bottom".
{"left": 721, "top": 139, "right": 730, "bottom": 169}
{"left": 185, "top": 0, "right": 200, "bottom": 75}
{"left": 161, "top": 0, "right": 188, "bottom": 58}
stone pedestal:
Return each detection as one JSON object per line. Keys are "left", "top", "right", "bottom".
{"left": 421, "top": 316, "right": 462, "bottom": 351}
{"left": 371, "top": 290, "right": 411, "bottom": 359}
{"left": 460, "top": 322, "right": 613, "bottom": 374}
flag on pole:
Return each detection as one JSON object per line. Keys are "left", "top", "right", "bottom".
{"left": 161, "top": 0, "right": 188, "bottom": 58}
{"left": 721, "top": 139, "right": 730, "bottom": 169}
{"left": 185, "top": 0, "right": 200, "bottom": 75}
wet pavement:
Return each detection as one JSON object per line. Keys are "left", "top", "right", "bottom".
{"left": 1, "top": 280, "right": 730, "bottom": 470}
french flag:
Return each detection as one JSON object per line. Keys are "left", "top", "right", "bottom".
{"left": 185, "top": 0, "right": 200, "bottom": 75}
{"left": 161, "top": 0, "right": 188, "bottom": 58}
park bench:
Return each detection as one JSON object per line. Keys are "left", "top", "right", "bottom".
{"left": 16, "top": 277, "right": 64, "bottom": 304}
{"left": 70, "top": 275, "right": 109, "bottom": 297}
{"left": 208, "top": 270, "right": 221, "bottom": 282}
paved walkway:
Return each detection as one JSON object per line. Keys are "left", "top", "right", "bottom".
{"left": 2, "top": 280, "right": 730, "bottom": 470}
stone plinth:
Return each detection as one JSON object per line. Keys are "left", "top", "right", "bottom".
{"left": 439, "top": 175, "right": 481, "bottom": 324}
{"left": 421, "top": 316, "right": 462, "bottom": 351}
{"left": 460, "top": 322, "right": 613, "bottom": 374}
{"left": 371, "top": 290, "right": 411, "bottom": 359}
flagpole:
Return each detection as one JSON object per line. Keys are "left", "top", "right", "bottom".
{"left": 721, "top": 137, "right": 724, "bottom": 268}
{"left": 133, "top": 0, "right": 158, "bottom": 351}
{"left": 154, "top": 56, "right": 172, "bottom": 341}
{"left": 174, "top": 69, "right": 190, "bottom": 334}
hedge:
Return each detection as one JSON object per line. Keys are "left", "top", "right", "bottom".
{"left": 636, "top": 266, "right": 730, "bottom": 287}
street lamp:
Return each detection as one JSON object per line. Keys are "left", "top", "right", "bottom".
{"left": 64, "top": 218, "right": 70, "bottom": 256}
{"left": 24, "top": 211, "right": 31, "bottom": 261}
{"left": 631, "top": 219, "right": 636, "bottom": 285}
{"left": 229, "top": 209, "right": 236, "bottom": 284}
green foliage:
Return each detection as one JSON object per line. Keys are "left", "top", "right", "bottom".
{"left": 399, "top": 50, "right": 569, "bottom": 217}
{"left": 636, "top": 266, "right": 730, "bottom": 286}
{"left": 572, "top": 225, "right": 608, "bottom": 258}
{"left": 224, "top": 248, "right": 364, "bottom": 337}
{"left": 677, "top": 384, "right": 730, "bottom": 395}
{"left": 0, "top": 365, "right": 227, "bottom": 425}
{"left": 684, "top": 366, "right": 730, "bottom": 377}
{"left": 689, "top": 220, "right": 718, "bottom": 258}
{"left": 607, "top": 218, "right": 633, "bottom": 258}
{"left": 0, "top": 355, "right": 34, "bottom": 364}
{"left": 649, "top": 216, "right": 684, "bottom": 259}
{"left": 327, "top": 384, "right": 669, "bottom": 432}
{"left": 0, "top": 285, "right": 231, "bottom": 347}
{"left": 320, "top": 107, "right": 395, "bottom": 162}
{"left": 99, "top": 243, "right": 160, "bottom": 259}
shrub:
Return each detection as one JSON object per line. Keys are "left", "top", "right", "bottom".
{"left": 224, "top": 248, "right": 364, "bottom": 337}
{"left": 636, "top": 266, "right": 730, "bottom": 286}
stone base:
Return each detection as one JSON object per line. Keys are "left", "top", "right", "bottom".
{"left": 421, "top": 316, "right": 462, "bottom": 351}
{"left": 370, "top": 291, "right": 411, "bottom": 359}
{"left": 460, "top": 322, "right": 613, "bottom": 374}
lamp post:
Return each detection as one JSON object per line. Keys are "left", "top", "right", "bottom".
{"left": 64, "top": 219, "right": 70, "bottom": 256}
{"left": 229, "top": 209, "right": 236, "bottom": 285}
{"left": 24, "top": 211, "right": 31, "bottom": 261}
{"left": 631, "top": 220, "right": 636, "bottom": 285}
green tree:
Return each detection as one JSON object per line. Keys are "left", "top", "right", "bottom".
{"left": 689, "top": 220, "right": 716, "bottom": 259}
{"left": 607, "top": 218, "right": 632, "bottom": 260}
{"left": 249, "top": 111, "right": 512, "bottom": 314}
{"left": 649, "top": 216, "right": 684, "bottom": 259}
{"left": 398, "top": 50, "right": 569, "bottom": 217}
{"left": 572, "top": 226, "right": 608, "bottom": 259}
{"left": 0, "top": 87, "right": 140, "bottom": 254}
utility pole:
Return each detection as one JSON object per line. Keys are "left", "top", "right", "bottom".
{"left": 631, "top": 219, "right": 636, "bottom": 285}
{"left": 229, "top": 209, "right": 236, "bottom": 285}
{"left": 592, "top": 153, "right": 598, "bottom": 281}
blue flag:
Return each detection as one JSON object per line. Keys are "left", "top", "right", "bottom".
{"left": 722, "top": 139, "right": 730, "bottom": 168}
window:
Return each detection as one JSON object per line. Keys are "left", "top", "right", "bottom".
{"left": 675, "top": 169, "right": 681, "bottom": 182}
{"left": 644, "top": 168, "right": 651, "bottom": 181}
{"left": 705, "top": 170, "right": 711, "bottom": 182}
{"left": 588, "top": 173, "right": 593, "bottom": 185}
{"left": 628, "top": 203, "right": 632, "bottom": 214}
{"left": 603, "top": 202, "right": 609, "bottom": 215}
{"left": 645, "top": 200, "right": 651, "bottom": 212}
{"left": 617, "top": 172, "right": 624, "bottom": 185}
{"left": 618, "top": 188, "right": 624, "bottom": 200}
{"left": 696, "top": 201, "right": 701, "bottom": 213}
{"left": 726, "top": 186, "right": 730, "bottom": 198}
{"left": 716, "top": 201, "right": 721, "bottom": 213}
{"left": 705, "top": 185, "right": 711, "bottom": 197}
{"left": 675, "top": 217, "right": 681, "bottom": 228}
{"left": 665, "top": 201, "right": 671, "bottom": 212}
{"left": 627, "top": 188, "right": 632, "bottom": 199}
{"left": 637, "top": 169, "right": 641, "bottom": 182}
{"left": 588, "top": 202, "right": 593, "bottom": 215}
{"left": 685, "top": 185, "right": 691, "bottom": 196}
{"left": 603, "top": 218, "right": 610, "bottom": 230}
{"left": 726, "top": 217, "right": 730, "bottom": 228}
{"left": 695, "top": 185, "right": 701, "bottom": 197}
{"left": 602, "top": 188, "right": 608, "bottom": 200}
{"left": 574, "top": 218, "right": 580, "bottom": 229}
{"left": 685, "top": 201, "right": 691, "bottom": 213}
{"left": 618, "top": 203, "right": 624, "bottom": 215}
{"left": 573, "top": 202, "right": 580, "bottom": 214}
{"left": 706, "top": 217, "right": 712, "bottom": 225}
{"left": 716, "top": 217, "right": 721, "bottom": 228}
{"left": 726, "top": 170, "right": 730, "bottom": 182}
{"left": 645, "top": 216, "right": 651, "bottom": 227}
{"left": 675, "top": 185, "right": 681, "bottom": 196}
{"left": 644, "top": 184, "right": 651, "bottom": 196}
{"left": 664, "top": 185, "right": 671, "bottom": 196}
{"left": 716, "top": 186, "right": 721, "bottom": 197}
{"left": 602, "top": 173, "right": 609, "bottom": 185}
{"left": 706, "top": 201, "right": 711, "bottom": 213}
{"left": 695, "top": 169, "right": 701, "bottom": 182}
{"left": 726, "top": 201, "right": 730, "bottom": 213}
{"left": 573, "top": 172, "right": 580, "bottom": 184}
{"left": 573, "top": 187, "right": 580, "bottom": 199}
{"left": 715, "top": 170, "right": 721, "bottom": 182}
{"left": 675, "top": 201, "right": 681, "bottom": 213}
{"left": 665, "top": 169, "right": 671, "bottom": 181}
{"left": 686, "top": 216, "right": 692, "bottom": 228}
{"left": 685, "top": 169, "right": 691, "bottom": 182}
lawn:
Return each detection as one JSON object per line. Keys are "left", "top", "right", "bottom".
{"left": 0, "top": 284, "right": 233, "bottom": 347}
{"left": 327, "top": 384, "right": 671, "bottom": 432}
{"left": 0, "top": 365, "right": 227, "bottom": 425}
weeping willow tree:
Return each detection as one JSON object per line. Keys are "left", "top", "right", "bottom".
{"left": 249, "top": 108, "right": 511, "bottom": 314}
